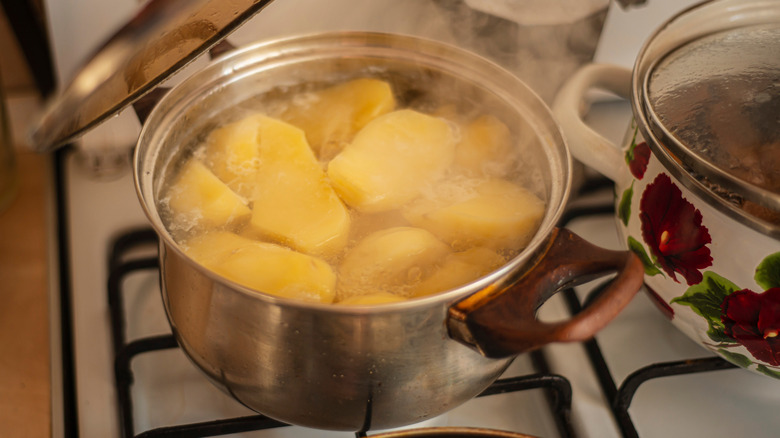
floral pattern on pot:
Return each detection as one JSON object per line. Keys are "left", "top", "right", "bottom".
{"left": 625, "top": 138, "right": 651, "bottom": 180}
{"left": 671, "top": 255, "right": 780, "bottom": 378}
{"left": 618, "top": 124, "right": 780, "bottom": 378}
{"left": 639, "top": 173, "right": 713, "bottom": 286}
{"left": 722, "top": 288, "right": 780, "bottom": 365}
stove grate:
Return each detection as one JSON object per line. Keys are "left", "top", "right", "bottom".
{"left": 561, "top": 285, "right": 736, "bottom": 438}
{"left": 557, "top": 198, "right": 736, "bottom": 438}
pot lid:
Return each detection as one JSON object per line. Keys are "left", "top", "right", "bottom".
{"left": 29, "top": 0, "right": 274, "bottom": 153}
{"left": 643, "top": 19, "right": 780, "bottom": 216}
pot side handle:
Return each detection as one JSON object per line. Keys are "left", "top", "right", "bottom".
{"left": 447, "top": 228, "right": 644, "bottom": 358}
{"left": 552, "top": 64, "right": 633, "bottom": 183}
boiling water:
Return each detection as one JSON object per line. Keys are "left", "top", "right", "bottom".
{"left": 157, "top": 75, "right": 550, "bottom": 304}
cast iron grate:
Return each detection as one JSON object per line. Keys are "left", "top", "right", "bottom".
{"left": 556, "top": 179, "right": 737, "bottom": 438}
{"left": 560, "top": 280, "right": 736, "bottom": 438}
{"left": 106, "top": 229, "right": 574, "bottom": 438}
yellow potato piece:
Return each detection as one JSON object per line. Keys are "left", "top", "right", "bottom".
{"left": 338, "top": 226, "right": 451, "bottom": 298}
{"left": 203, "top": 113, "right": 265, "bottom": 198}
{"left": 327, "top": 109, "right": 456, "bottom": 213}
{"left": 337, "top": 292, "right": 407, "bottom": 306}
{"left": 184, "top": 230, "right": 250, "bottom": 265}
{"left": 410, "top": 247, "right": 506, "bottom": 297}
{"left": 166, "top": 159, "right": 250, "bottom": 230}
{"left": 183, "top": 231, "right": 337, "bottom": 303}
{"left": 454, "top": 115, "right": 514, "bottom": 177}
{"left": 402, "top": 178, "right": 545, "bottom": 251}
{"left": 246, "top": 116, "right": 351, "bottom": 257}
{"left": 279, "top": 78, "right": 396, "bottom": 160}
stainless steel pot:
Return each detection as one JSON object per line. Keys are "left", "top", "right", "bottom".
{"left": 132, "top": 31, "right": 644, "bottom": 431}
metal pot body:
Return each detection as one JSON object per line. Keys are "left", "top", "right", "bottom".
{"left": 161, "top": 241, "right": 510, "bottom": 430}
{"left": 136, "top": 32, "right": 643, "bottom": 430}
{"left": 554, "top": 0, "right": 780, "bottom": 379}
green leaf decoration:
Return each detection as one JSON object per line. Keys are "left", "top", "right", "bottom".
{"left": 707, "top": 327, "right": 736, "bottom": 344}
{"left": 626, "top": 125, "right": 640, "bottom": 161}
{"left": 625, "top": 142, "right": 635, "bottom": 164}
{"left": 618, "top": 182, "right": 633, "bottom": 226}
{"left": 671, "top": 271, "right": 741, "bottom": 343}
{"left": 717, "top": 348, "right": 753, "bottom": 368}
{"left": 756, "top": 364, "right": 780, "bottom": 379}
{"left": 755, "top": 252, "right": 780, "bottom": 290}
{"left": 627, "top": 236, "right": 662, "bottom": 276}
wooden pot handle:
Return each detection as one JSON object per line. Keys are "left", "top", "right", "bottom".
{"left": 447, "top": 227, "right": 644, "bottom": 358}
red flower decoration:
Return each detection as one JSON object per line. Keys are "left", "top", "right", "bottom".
{"left": 722, "top": 288, "right": 780, "bottom": 366}
{"left": 639, "top": 173, "right": 712, "bottom": 285}
{"left": 627, "top": 141, "right": 651, "bottom": 180}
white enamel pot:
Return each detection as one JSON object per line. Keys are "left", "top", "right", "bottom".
{"left": 553, "top": 0, "right": 780, "bottom": 379}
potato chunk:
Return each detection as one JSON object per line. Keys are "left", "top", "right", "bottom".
{"left": 279, "top": 78, "right": 396, "bottom": 160}
{"left": 454, "top": 115, "right": 514, "bottom": 177}
{"left": 402, "top": 178, "right": 545, "bottom": 250}
{"left": 410, "top": 247, "right": 506, "bottom": 297}
{"left": 166, "top": 159, "right": 250, "bottom": 231}
{"left": 203, "top": 114, "right": 265, "bottom": 198}
{"left": 338, "top": 226, "right": 451, "bottom": 299}
{"left": 245, "top": 116, "right": 351, "bottom": 257}
{"left": 183, "top": 231, "right": 337, "bottom": 303}
{"left": 327, "top": 109, "right": 456, "bottom": 213}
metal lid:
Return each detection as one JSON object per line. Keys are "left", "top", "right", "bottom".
{"left": 29, "top": 0, "right": 273, "bottom": 153}
{"left": 640, "top": 1, "right": 780, "bottom": 216}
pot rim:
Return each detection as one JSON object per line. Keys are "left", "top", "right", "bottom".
{"left": 370, "top": 426, "right": 538, "bottom": 438}
{"left": 630, "top": 0, "right": 780, "bottom": 237}
{"left": 134, "top": 30, "right": 574, "bottom": 312}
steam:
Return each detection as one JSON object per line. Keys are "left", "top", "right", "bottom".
{"left": 230, "top": 0, "right": 609, "bottom": 103}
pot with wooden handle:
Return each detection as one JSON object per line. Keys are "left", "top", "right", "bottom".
{"left": 28, "top": 1, "right": 644, "bottom": 431}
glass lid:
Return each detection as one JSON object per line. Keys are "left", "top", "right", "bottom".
{"left": 29, "top": 0, "right": 274, "bottom": 153}
{"left": 644, "top": 17, "right": 780, "bottom": 219}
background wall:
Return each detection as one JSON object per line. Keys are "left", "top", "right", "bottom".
{"left": 0, "top": 2, "right": 39, "bottom": 93}
{"left": 1, "top": 0, "right": 50, "bottom": 96}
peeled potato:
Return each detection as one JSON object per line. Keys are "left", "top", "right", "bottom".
{"left": 327, "top": 109, "right": 456, "bottom": 212}
{"left": 184, "top": 231, "right": 337, "bottom": 303}
{"left": 338, "top": 226, "right": 451, "bottom": 298}
{"left": 166, "top": 159, "right": 250, "bottom": 230}
{"left": 245, "top": 116, "right": 351, "bottom": 257}
{"left": 161, "top": 76, "right": 549, "bottom": 306}
{"left": 279, "top": 78, "right": 396, "bottom": 160}
{"left": 454, "top": 115, "right": 514, "bottom": 177}
{"left": 203, "top": 113, "right": 265, "bottom": 198}
{"left": 184, "top": 230, "right": 253, "bottom": 265}
{"left": 402, "top": 178, "right": 545, "bottom": 251}
{"left": 337, "top": 292, "right": 408, "bottom": 305}
{"left": 410, "top": 247, "right": 506, "bottom": 297}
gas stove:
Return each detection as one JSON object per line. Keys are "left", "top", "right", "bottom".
{"left": 42, "top": 1, "right": 780, "bottom": 437}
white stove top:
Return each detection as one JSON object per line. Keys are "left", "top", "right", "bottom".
{"left": 54, "top": 97, "right": 780, "bottom": 438}
{"left": 42, "top": 1, "right": 780, "bottom": 437}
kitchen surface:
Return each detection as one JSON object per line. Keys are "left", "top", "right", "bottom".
{"left": 0, "top": 94, "right": 50, "bottom": 436}
{"left": 1, "top": 0, "right": 779, "bottom": 437}
{"left": 0, "top": 1, "right": 51, "bottom": 433}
